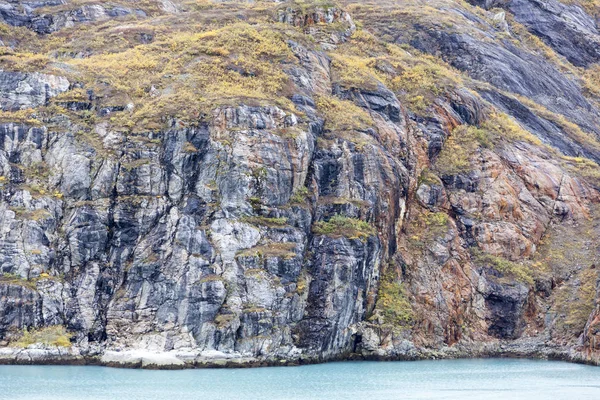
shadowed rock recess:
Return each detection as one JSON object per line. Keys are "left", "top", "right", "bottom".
{"left": 0, "top": 0, "right": 600, "bottom": 368}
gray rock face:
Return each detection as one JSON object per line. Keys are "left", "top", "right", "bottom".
{"left": 478, "top": 89, "right": 600, "bottom": 160}
{"left": 475, "top": 0, "right": 600, "bottom": 67}
{"left": 416, "top": 183, "right": 446, "bottom": 210}
{"left": 0, "top": 84, "right": 402, "bottom": 361}
{"left": 0, "top": 1, "right": 140, "bottom": 33}
{"left": 408, "top": 31, "right": 600, "bottom": 140}
{"left": 297, "top": 235, "right": 380, "bottom": 356}
{"left": 479, "top": 271, "right": 530, "bottom": 339}
{"left": 0, "top": 284, "right": 39, "bottom": 336}
{"left": 0, "top": 71, "right": 69, "bottom": 111}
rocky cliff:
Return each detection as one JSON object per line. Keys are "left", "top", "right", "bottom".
{"left": 0, "top": 0, "right": 599, "bottom": 368}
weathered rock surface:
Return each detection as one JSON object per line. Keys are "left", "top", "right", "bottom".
{"left": 0, "top": 71, "right": 69, "bottom": 111}
{"left": 0, "top": 0, "right": 141, "bottom": 33}
{"left": 473, "top": 0, "right": 600, "bottom": 67}
{"left": 0, "top": 0, "right": 600, "bottom": 367}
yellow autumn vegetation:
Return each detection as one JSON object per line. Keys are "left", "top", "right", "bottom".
{"left": 12, "top": 325, "right": 72, "bottom": 348}
{"left": 66, "top": 22, "right": 297, "bottom": 131}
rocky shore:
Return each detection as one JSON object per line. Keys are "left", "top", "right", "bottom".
{"left": 0, "top": 340, "right": 596, "bottom": 370}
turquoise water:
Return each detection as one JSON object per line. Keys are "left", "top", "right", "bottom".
{"left": 0, "top": 359, "right": 599, "bottom": 399}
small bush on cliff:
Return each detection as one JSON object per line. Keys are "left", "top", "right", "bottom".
{"left": 435, "top": 112, "right": 544, "bottom": 176}
{"left": 316, "top": 95, "right": 373, "bottom": 132}
{"left": 0, "top": 273, "right": 38, "bottom": 290}
{"left": 13, "top": 325, "right": 72, "bottom": 348}
{"left": 472, "top": 249, "right": 534, "bottom": 285}
{"left": 434, "top": 125, "right": 487, "bottom": 176}
{"left": 407, "top": 211, "right": 449, "bottom": 246}
{"left": 482, "top": 112, "right": 541, "bottom": 146}
{"left": 0, "top": 110, "right": 42, "bottom": 126}
{"left": 236, "top": 242, "right": 297, "bottom": 259}
{"left": 290, "top": 186, "right": 309, "bottom": 204}
{"left": 312, "top": 214, "right": 375, "bottom": 240}
{"left": 417, "top": 168, "right": 440, "bottom": 186}
{"left": 199, "top": 274, "right": 224, "bottom": 284}
{"left": 374, "top": 270, "right": 414, "bottom": 327}
{"left": 242, "top": 216, "right": 288, "bottom": 227}
{"left": 330, "top": 53, "right": 383, "bottom": 91}
{"left": 390, "top": 61, "right": 460, "bottom": 113}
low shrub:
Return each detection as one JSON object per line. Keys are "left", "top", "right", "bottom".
{"left": 472, "top": 249, "right": 534, "bottom": 285}
{"left": 374, "top": 269, "right": 414, "bottom": 327}
{"left": 315, "top": 95, "right": 373, "bottom": 133}
{"left": 312, "top": 214, "right": 375, "bottom": 240}
{"left": 237, "top": 242, "right": 297, "bottom": 259}
{"left": 13, "top": 325, "right": 72, "bottom": 348}
{"left": 242, "top": 216, "right": 288, "bottom": 227}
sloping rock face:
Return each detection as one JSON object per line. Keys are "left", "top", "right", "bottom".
{"left": 473, "top": 0, "right": 600, "bottom": 67}
{"left": 0, "top": 0, "right": 599, "bottom": 366}
{"left": 0, "top": 1, "right": 142, "bottom": 33}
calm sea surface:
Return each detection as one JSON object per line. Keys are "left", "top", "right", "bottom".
{"left": 1, "top": 358, "right": 599, "bottom": 400}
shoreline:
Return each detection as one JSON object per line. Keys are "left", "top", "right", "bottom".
{"left": 0, "top": 344, "right": 597, "bottom": 370}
